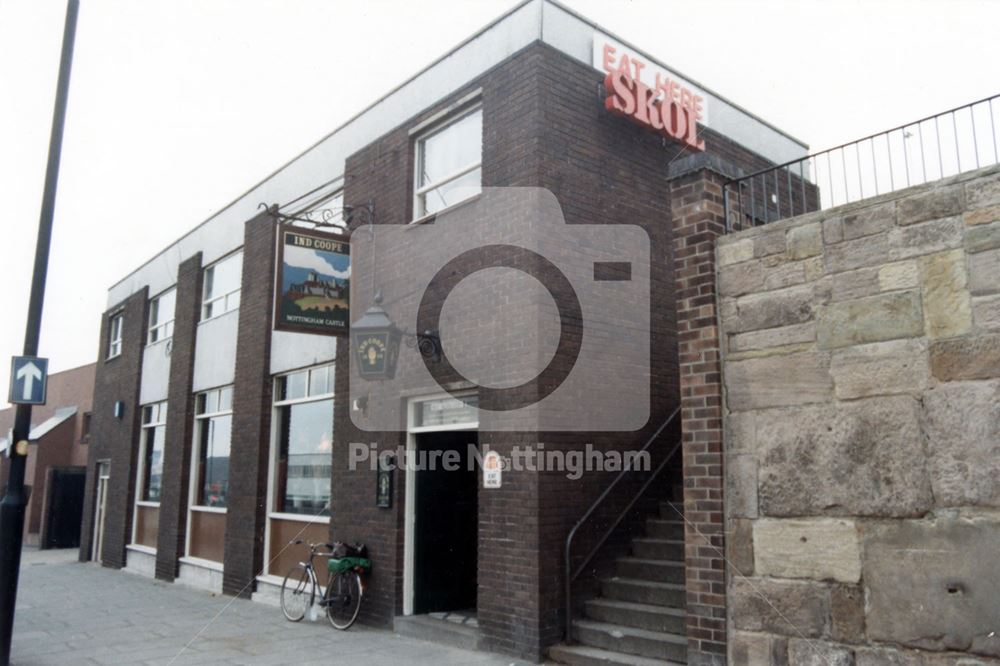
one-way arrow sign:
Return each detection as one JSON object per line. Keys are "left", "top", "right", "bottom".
{"left": 9, "top": 356, "right": 48, "bottom": 406}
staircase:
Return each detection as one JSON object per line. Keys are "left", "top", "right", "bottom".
{"left": 550, "top": 501, "right": 688, "bottom": 665}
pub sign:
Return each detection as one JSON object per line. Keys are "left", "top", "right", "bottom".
{"left": 275, "top": 227, "right": 351, "bottom": 335}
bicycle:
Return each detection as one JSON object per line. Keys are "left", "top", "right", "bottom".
{"left": 280, "top": 540, "right": 371, "bottom": 630}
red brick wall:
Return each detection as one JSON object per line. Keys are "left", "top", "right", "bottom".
{"left": 155, "top": 252, "right": 203, "bottom": 581}
{"left": 670, "top": 164, "right": 730, "bottom": 665}
{"left": 223, "top": 212, "right": 277, "bottom": 596}
{"left": 79, "top": 289, "right": 149, "bottom": 567}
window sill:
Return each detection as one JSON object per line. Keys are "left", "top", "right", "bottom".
{"left": 198, "top": 307, "right": 240, "bottom": 326}
{"left": 256, "top": 573, "right": 285, "bottom": 588}
{"left": 190, "top": 505, "right": 227, "bottom": 514}
{"left": 136, "top": 500, "right": 160, "bottom": 508}
{"left": 268, "top": 512, "right": 331, "bottom": 524}
{"left": 127, "top": 544, "right": 156, "bottom": 556}
{"left": 408, "top": 192, "right": 481, "bottom": 227}
{"left": 145, "top": 336, "right": 172, "bottom": 349}
{"left": 105, "top": 352, "right": 122, "bottom": 362}
{"left": 179, "top": 556, "right": 224, "bottom": 572}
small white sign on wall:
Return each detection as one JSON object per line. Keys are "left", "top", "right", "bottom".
{"left": 483, "top": 450, "right": 502, "bottom": 489}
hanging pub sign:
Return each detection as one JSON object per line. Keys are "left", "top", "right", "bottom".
{"left": 593, "top": 34, "right": 708, "bottom": 151}
{"left": 274, "top": 227, "right": 351, "bottom": 336}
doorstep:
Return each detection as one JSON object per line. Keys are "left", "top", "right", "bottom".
{"left": 393, "top": 611, "right": 481, "bottom": 651}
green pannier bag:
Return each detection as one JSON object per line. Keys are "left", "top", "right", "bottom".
{"left": 328, "top": 556, "right": 372, "bottom": 574}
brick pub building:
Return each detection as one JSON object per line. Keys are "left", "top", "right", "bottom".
{"left": 79, "top": 1, "right": 810, "bottom": 663}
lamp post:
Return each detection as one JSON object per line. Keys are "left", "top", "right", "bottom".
{"left": 0, "top": 2, "right": 79, "bottom": 664}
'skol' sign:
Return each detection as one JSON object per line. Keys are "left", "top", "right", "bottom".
{"left": 594, "top": 35, "right": 707, "bottom": 152}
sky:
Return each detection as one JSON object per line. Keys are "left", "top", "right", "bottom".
{"left": 1, "top": 0, "right": 998, "bottom": 408}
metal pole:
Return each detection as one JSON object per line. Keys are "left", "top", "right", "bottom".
{"left": 0, "top": 2, "right": 78, "bottom": 663}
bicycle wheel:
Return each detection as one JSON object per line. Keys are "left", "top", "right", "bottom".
{"left": 324, "top": 571, "right": 363, "bottom": 630}
{"left": 280, "top": 564, "right": 313, "bottom": 622}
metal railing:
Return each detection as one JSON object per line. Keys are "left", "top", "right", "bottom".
{"left": 724, "top": 93, "right": 1000, "bottom": 232}
{"left": 563, "top": 407, "right": 681, "bottom": 643}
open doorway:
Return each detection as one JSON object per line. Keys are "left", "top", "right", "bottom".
{"left": 412, "top": 430, "right": 478, "bottom": 615}
{"left": 403, "top": 394, "right": 480, "bottom": 619}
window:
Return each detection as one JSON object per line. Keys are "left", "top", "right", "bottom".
{"left": 273, "top": 365, "right": 333, "bottom": 516}
{"left": 414, "top": 106, "right": 482, "bottom": 219}
{"left": 148, "top": 288, "right": 176, "bottom": 343}
{"left": 202, "top": 252, "right": 243, "bottom": 320}
{"left": 81, "top": 412, "right": 92, "bottom": 443}
{"left": 108, "top": 313, "right": 123, "bottom": 358}
{"left": 139, "top": 402, "right": 167, "bottom": 502}
{"left": 193, "top": 386, "right": 233, "bottom": 508}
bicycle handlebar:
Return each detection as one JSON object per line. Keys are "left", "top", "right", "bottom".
{"left": 289, "top": 540, "right": 337, "bottom": 554}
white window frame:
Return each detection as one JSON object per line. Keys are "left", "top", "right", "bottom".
{"left": 108, "top": 312, "right": 123, "bottom": 359}
{"left": 412, "top": 104, "right": 483, "bottom": 221}
{"left": 201, "top": 251, "right": 243, "bottom": 322}
{"left": 148, "top": 287, "right": 176, "bottom": 344}
{"left": 189, "top": 386, "right": 233, "bottom": 512}
{"left": 262, "top": 363, "right": 334, "bottom": 576}
{"left": 131, "top": 401, "right": 167, "bottom": 548}
{"left": 184, "top": 386, "right": 233, "bottom": 561}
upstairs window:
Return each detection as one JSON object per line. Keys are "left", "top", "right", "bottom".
{"left": 414, "top": 106, "right": 482, "bottom": 219}
{"left": 148, "top": 288, "right": 176, "bottom": 344}
{"left": 108, "top": 313, "right": 123, "bottom": 359}
{"left": 202, "top": 252, "right": 243, "bottom": 321}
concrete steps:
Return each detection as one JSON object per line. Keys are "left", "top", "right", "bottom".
{"left": 393, "top": 613, "right": 480, "bottom": 651}
{"left": 615, "top": 557, "right": 685, "bottom": 584}
{"left": 659, "top": 501, "right": 685, "bottom": 521}
{"left": 550, "top": 495, "right": 688, "bottom": 665}
{"left": 645, "top": 519, "right": 685, "bottom": 540}
{"left": 601, "top": 577, "right": 687, "bottom": 607}
{"left": 548, "top": 644, "right": 684, "bottom": 666}
{"left": 584, "top": 598, "right": 686, "bottom": 634}
{"left": 631, "top": 538, "right": 685, "bottom": 561}
{"left": 572, "top": 620, "right": 688, "bottom": 662}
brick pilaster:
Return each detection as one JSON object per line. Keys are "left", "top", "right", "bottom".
{"left": 669, "top": 156, "right": 737, "bottom": 665}
{"left": 80, "top": 289, "right": 149, "bottom": 568}
{"left": 222, "top": 210, "right": 277, "bottom": 597}
{"left": 155, "top": 253, "right": 203, "bottom": 581}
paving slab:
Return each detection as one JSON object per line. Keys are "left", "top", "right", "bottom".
{"left": 11, "top": 549, "right": 531, "bottom": 665}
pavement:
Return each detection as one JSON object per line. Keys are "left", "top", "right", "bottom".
{"left": 10, "top": 548, "right": 529, "bottom": 665}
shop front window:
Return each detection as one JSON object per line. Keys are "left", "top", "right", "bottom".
{"left": 273, "top": 365, "right": 333, "bottom": 516}
{"left": 194, "top": 386, "right": 232, "bottom": 508}
{"left": 140, "top": 402, "right": 167, "bottom": 502}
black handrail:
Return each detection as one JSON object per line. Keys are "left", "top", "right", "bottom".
{"left": 723, "top": 92, "right": 1000, "bottom": 232}
{"left": 563, "top": 406, "right": 682, "bottom": 642}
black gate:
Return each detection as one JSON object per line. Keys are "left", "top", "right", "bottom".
{"left": 43, "top": 467, "right": 85, "bottom": 549}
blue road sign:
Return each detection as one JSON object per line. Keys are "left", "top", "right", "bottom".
{"left": 9, "top": 357, "right": 48, "bottom": 406}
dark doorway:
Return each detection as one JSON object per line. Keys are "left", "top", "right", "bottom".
{"left": 413, "top": 430, "right": 478, "bottom": 615}
{"left": 44, "top": 467, "right": 86, "bottom": 549}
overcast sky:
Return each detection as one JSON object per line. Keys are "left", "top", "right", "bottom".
{"left": 1, "top": 0, "right": 998, "bottom": 408}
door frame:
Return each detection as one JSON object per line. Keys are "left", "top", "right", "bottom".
{"left": 402, "top": 392, "right": 478, "bottom": 616}
{"left": 92, "top": 459, "right": 111, "bottom": 562}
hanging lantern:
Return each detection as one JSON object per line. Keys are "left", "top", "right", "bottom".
{"left": 351, "top": 294, "right": 402, "bottom": 380}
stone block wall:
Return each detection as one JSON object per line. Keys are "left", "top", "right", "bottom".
{"left": 718, "top": 165, "right": 1000, "bottom": 665}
